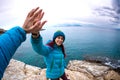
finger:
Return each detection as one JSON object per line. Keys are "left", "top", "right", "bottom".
{"left": 27, "top": 21, "right": 41, "bottom": 33}
{"left": 29, "top": 7, "right": 39, "bottom": 17}
{"left": 37, "top": 12, "right": 44, "bottom": 21}
{"left": 36, "top": 22, "right": 43, "bottom": 32}
{"left": 40, "top": 21, "right": 47, "bottom": 28}
{"left": 32, "top": 9, "right": 43, "bottom": 20}
{"left": 31, "top": 11, "right": 44, "bottom": 25}
{"left": 33, "top": 19, "right": 39, "bottom": 25}
{"left": 32, "top": 21, "right": 45, "bottom": 32}
{"left": 36, "top": 21, "right": 47, "bottom": 31}
{"left": 34, "top": 21, "right": 42, "bottom": 31}
{"left": 27, "top": 7, "right": 39, "bottom": 17}
{"left": 26, "top": 20, "right": 47, "bottom": 33}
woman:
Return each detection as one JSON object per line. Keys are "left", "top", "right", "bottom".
{"left": 31, "top": 30, "right": 69, "bottom": 80}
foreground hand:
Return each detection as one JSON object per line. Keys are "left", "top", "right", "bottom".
{"left": 22, "top": 7, "right": 47, "bottom": 33}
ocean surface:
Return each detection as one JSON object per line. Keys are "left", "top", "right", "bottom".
{"left": 13, "top": 25, "right": 120, "bottom": 68}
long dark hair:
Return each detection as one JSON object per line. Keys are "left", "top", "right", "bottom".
{"left": 46, "top": 41, "right": 66, "bottom": 58}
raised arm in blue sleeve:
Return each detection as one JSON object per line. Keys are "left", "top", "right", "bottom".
{"left": 31, "top": 35, "right": 52, "bottom": 56}
{"left": 0, "top": 26, "right": 26, "bottom": 79}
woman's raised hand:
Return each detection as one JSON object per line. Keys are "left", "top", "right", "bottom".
{"left": 22, "top": 7, "right": 47, "bottom": 34}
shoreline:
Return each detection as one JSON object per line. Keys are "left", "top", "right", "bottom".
{"left": 2, "top": 59, "right": 120, "bottom": 80}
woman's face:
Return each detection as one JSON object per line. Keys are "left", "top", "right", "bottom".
{"left": 55, "top": 36, "right": 64, "bottom": 46}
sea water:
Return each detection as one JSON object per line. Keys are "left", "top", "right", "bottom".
{"left": 13, "top": 26, "right": 120, "bottom": 68}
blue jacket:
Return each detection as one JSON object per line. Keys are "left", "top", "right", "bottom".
{"left": 31, "top": 36, "right": 65, "bottom": 79}
{"left": 0, "top": 26, "right": 26, "bottom": 79}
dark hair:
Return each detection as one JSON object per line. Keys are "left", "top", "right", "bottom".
{"left": 46, "top": 41, "right": 66, "bottom": 58}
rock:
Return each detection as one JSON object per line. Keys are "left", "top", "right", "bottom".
{"left": 84, "top": 56, "right": 120, "bottom": 74}
{"left": 2, "top": 59, "right": 41, "bottom": 80}
{"left": 2, "top": 59, "right": 120, "bottom": 80}
{"left": 104, "top": 70, "right": 120, "bottom": 80}
{"left": 65, "top": 69, "right": 93, "bottom": 80}
{"left": 67, "top": 60, "right": 109, "bottom": 77}
{"left": 0, "top": 28, "right": 6, "bottom": 34}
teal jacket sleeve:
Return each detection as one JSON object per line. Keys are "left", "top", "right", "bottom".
{"left": 31, "top": 35, "right": 52, "bottom": 56}
{"left": 0, "top": 26, "right": 26, "bottom": 79}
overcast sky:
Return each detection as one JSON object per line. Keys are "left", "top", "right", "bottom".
{"left": 0, "top": 0, "right": 120, "bottom": 29}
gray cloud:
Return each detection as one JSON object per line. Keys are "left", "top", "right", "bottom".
{"left": 93, "top": 0, "right": 120, "bottom": 24}
{"left": 112, "top": 0, "right": 120, "bottom": 14}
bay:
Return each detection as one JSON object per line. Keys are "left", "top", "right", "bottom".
{"left": 13, "top": 26, "right": 120, "bottom": 68}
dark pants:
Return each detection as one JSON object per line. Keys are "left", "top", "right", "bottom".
{"left": 50, "top": 72, "right": 69, "bottom": 80}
